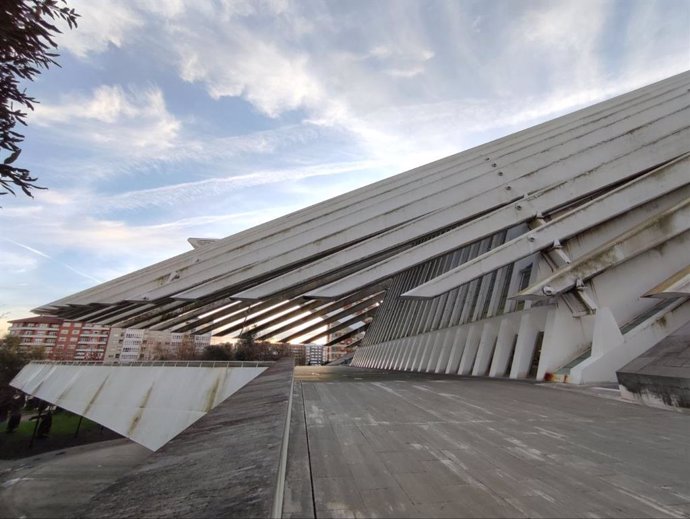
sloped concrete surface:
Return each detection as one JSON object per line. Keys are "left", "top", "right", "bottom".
{"left": 618, "top": 335, "right": 690, "bottom": 409}
{"left": 82, "top": 359, "right": 294, "bottom": 518}
{"left": 289, "top": 367, "right": 690, "bottom": 518}
{"left": 0, "top": 439, "right": 150, "bottom": 519}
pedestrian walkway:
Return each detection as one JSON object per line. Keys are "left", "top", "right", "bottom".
{"left": 284, "top": 366, "right": 690, "bottom": 518}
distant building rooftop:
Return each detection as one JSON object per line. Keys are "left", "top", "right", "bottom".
{"left": 9, "top": 316, "right": 64, "bottom": 325}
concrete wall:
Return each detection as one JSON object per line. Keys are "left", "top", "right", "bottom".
{"left": 11, "top": 362, "right": 267, "bottom": 450}
{"left": 82, "top": 359, "right": 295, "bottom": 519}
{"left": 617, "top": 325, "right": 690, "bottom": 409}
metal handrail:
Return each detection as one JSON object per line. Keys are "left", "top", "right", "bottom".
{"left": 28, "top": 360, "right": 275, "bottom": 368}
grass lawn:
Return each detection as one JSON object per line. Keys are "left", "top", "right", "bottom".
{"left": 0, "top": 410, "right": 121, "bottom": 459}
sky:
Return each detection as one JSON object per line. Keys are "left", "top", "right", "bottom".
{"left": 1, "top": 0, "right": 689, "bottom": 334}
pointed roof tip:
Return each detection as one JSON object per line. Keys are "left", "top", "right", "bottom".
{"left": 187, "top": 237, "right": 219, "bottom": 249}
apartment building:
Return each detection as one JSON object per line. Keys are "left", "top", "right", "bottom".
{"left": 305, "top": 344, "right": 324, "bottom": 365}
{"left": 53, "top": 320, "right": 111, "bottom": 361}
{"left": 103, "top": 328, "right": 212, "bottom": 363}
{"left": 324, "top": 345, "right": 349, "bottom": 363}
{"left": 7, "top": 316, "right": 63, "bottom": 356}
{"left": 9, "top": 316, "right": 210, "bottom": 363}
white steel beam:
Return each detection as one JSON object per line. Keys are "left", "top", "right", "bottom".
{"left": 195, "top": 300, "right": 289, "bottom": 336}
{"left": 150, "top": 299, "right": 240, "bottom": 331}
{"left": 149, "top": 100, "right": 690, "bottom": 302}
{"left": 310, "top": 152, "right": 690, "bottom": 299}
{"left": 521, "top": 202, "right": 690, "bottom": 299}
{"left": 403, "top": 156, "right": 690, "bottom": 299}
{"left": 643, "top": 265, "right": 690, "bottom": 299}
{"left": 71, "top": 303, "right": 143, "bottom": 324}
{"left": 171, "top": 104, "right": 690, "bottom": 302}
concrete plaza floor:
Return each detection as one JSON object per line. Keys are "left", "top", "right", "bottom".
{"left": 0, "top": 439, "right": 150, "bottom": 518}
{"left": 2, "top": 366, "right": 689, "bottom": 518}
{"left": 285, "top": 366, "right": 690, "bottom": 518}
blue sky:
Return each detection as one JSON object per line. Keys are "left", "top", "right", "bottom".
{"left": 1, "top": 0, "right": 689, "bottom": 333}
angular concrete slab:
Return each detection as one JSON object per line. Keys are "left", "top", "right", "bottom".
{"left": 83, "top": 359, "right": 294, "bottom": 519}
{"left": 11, "top": 361, "right": 268, "bottom": 450}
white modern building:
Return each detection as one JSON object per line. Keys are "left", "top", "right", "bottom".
{"left": 32, "top": 71, "right": 690, "bottom": 385}
{"left": 104, "top": 328, "right": 212, "bottom": 363}
{"left": 305, "top": 344, "right": 324, "bottom": 365}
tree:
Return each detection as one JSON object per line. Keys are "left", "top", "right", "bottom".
{"left": 234, "top": 330, "right": 261, "bottom": 361}
{"left": 0, "top": 334, "right": 35, "bottom": 386}
{"left": 232, "top": 330, "right": 292, "bottom": 361}
{"left": 0, "top": 334, "right": 44, "bottom": 407}
{"left": 173, "top": 337, "right": 198, "bottom": 360}
{"left": 200, "top": 345, "right": 233, "bottom": 361}
{"left": 1, "top": 0, "right": 78, "bottom": 197}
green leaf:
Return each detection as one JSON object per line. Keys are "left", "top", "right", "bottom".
{"left": 3, "top": 149, "right": 20, "bottom": 165}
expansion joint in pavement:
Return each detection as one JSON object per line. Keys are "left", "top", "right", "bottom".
{"left": 300, "top": 381, "right": 319, "bottom": 518}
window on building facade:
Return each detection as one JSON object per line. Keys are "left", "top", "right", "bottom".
{"left": 465, "top": 279, "right": 483, "bottom": 322}
{"left": 514, "top": 265, "right": 533, "bottom": 311}
{"left": 479, "top": 270, "right": 499, "bottom": 319}
{"left": 496, "top": 263, "right": 515, "bottom": 315}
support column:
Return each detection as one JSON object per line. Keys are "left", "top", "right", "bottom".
{"left": 444, "top": 326, "right": 468, "bottom": 374}
{"left": 489, "top": 318, "right": 519, "bottom": 377}
{"left": 390, "top": 339, "right": 407, "bottom": 370}
{"left": 417, "top": 333, "right": 439, "bottom": 372}
{"left": 380, "top": 343, "right": 395, "bottom": 370}
{"left": 401, "top": 337, "right": 419, "bottom": 371}
{"left": 427, "top": 329, "right": 450, "bottom": 373}
{"left": 373, "top": 344, "right": 386, "bottom": 369}
{"left": 382, "top": 342, "right": 395, "bottom": 370}
{"left": 356, "top": 347, "right": 366, "bottom": 367}
{"left": 458, "top": 325, "right": 482, "bottom": 375}
{"left": 537, "top": 305, "right": 593, "bottom": 380}
{"left": 472, "top": 323, "right": 498, "bottom": 376}
{"left": 411, "top": 335, "right": 432, "bottom": 372}
{"left": 511, "top": 313, "right": 540, "bottom": 379}
{"left": 376, "top": 343, "right": 392, "bottom": 369}
{"left": 352, "top": 348, "right": 364, "bottom": 367}
{"left": 363, "top": 345, "right": 374, "bottom": 368}
{"left": 386, "top": 341, "right": 405, "bottom": 370}
{"left": 367, "top": 345, "right": 379, "bottom": 368}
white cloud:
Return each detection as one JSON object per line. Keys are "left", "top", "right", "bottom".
{"left": 31, "top": 85, "right": 180, "bottom": 158}
{"left": 385, "top": 66, "right": 426, "bottom": 79}
{"left": 621, "top": 1, "right": 690, "bottom": 81}
{"left": 521, "top": 0, "right": 605, "bottom": 49}
{"left": 97, "top": 159, "right": 380, "bottom": 211}
{"left": 175, "top": 29, "right": 324, "bottom": 118}
{"left": 0, "top": 250, "right": 40, "bottom": 274}
{"left": 58, "top": 0, "right": 144, "bottom": 58}
{"left": 1, "top": 184, "right": 304, "bottom": 265}
{"left": 2, "top": 238, "right": 101, "bottom": 283}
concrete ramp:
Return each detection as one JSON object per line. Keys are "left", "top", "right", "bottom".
{"left": 11, "top": 361, "right": 268, "bottom": 451}
{"left": 617, "top": 326, "right": 690, "bottom": 410}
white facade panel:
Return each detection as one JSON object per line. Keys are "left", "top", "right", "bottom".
{"left": 11, "top": 363, "right": 266, "bottom": 451}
